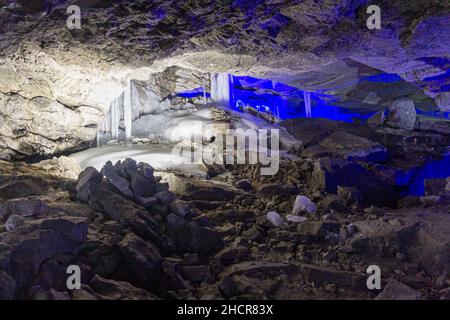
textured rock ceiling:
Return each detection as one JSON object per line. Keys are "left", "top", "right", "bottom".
{"left": 0, "top": 0, "right": 449, "bottom": 159}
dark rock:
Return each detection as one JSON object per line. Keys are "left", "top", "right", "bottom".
{"left": 134, "top": 195, "right": 158, "bottom": 208}
{"left": 420, "top": 195, "right": 442, "bottom": 206}
{"left": 320, "top": 195, "right": 348, "bottom": 213}
{"left": 367, "top": 109, "right": 388, "bottom": 126}
{"left": 101, "top": 161, "right": 134, "bottom": 198}
{"left": 117, "top": 233, "right": 166, "bottom": 293}
{"left": 28, "top": 286, "right": 70, "bottom": 300}
{"left": 155, "top": 190, "right": 176, "bottom": 204}
{"left": 0, "top": 180, "right": 44, "bottom": 200}
{"left": 0, "top": 198, "right": 49, "bottom": 221}
{"left": 424, "top": 178, "right": 447, "bottom": 196}
{"left": 364, "top": 205, "right": 385, "bottom": 216}
{"left": 78, "top": 236, "right": 120, "bottom": 278}
{"left": 297, "top": 221, "right": 340, "bottom": 239}
{"left": 88, "top": 180, "right": 138, "bottom": 221}
{"left": 0, "top": 269, "right": 16, "bottom": 300}
{"left": 337, "top": 186, "right": 364, "bottom": 205}
{"left": 161, "top": 259, "right": 193, "bottom": 291}
{"left": 166, "top": 214, "right": 223, "bottom": 254}
{"left": 180, "top": 265, "right": 212, "bottom": 283}
{"left": 89, "top": 274, "right": 157, "bottom": 300}
{"left": 298, "top": 264, "right": 367, "bottom": 290}
{"left": 0, "top": 216, "right": 88, "bottom": 296}
{"left": 32, "top": 253, "right": 75, "bottom": 292}
{"left": 214, "top": 238, "right": 250, "bottom": 265}
{"left": 40, "top": 217, "right": 88, "bottom": 243}
{"left": 242, "top": 225, "right": 265, "bottom": 242}
{"left": 398, "top": 196, "right": 421, "bottom": 208}
{"left": 169, "top": 175, "right": 239, "bottom": 201}
{"left": 375, "top": 279, "right": 422, "bottom": 300}
{"left": 129, "top": 171, "right": 157, "bottom": 198}
{"left": 122, "top": 209, "right": 169, "bottom": 252}
{"left": 236, "top": 179, "right": 253, "bottom": 191}
{"left": 169, "top": 199, "right": 192, "bottom": 218}
{"left": 70, "top": 286, "right": 98, "bottom": 300}
{"left": 302, "top": 131, "right": 387, "bottom": 162}
{"left": 219, "top": 275, "right": 275, "bottom": 299}
{"left": 312, "top": 158, "right": 399, "bottom": 207}
{"left": 257, "top": 183, "right": 298, "bottom": 197}
{"left": 76, "top": 167, "right": 103, "bottom": 202}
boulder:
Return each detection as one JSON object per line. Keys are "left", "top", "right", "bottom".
{"left": 117, "top": 233, "right": 166, "bottom": 293}
{"left": 312, "top": 158, "right": 399, "bottom": 207}
{"left": 169, "top": 199, "right": 192, "bottom": 218}
{"left": 89, "top": 274, "right": 157, "bottom": 300}
{"left": 129, "top": 170, "right": 157, "bottom": 198}
{"left": 166, "top": 214, "right": 223, "bottom": 254}
{"left": 375, "top": 279, "right": 422, "bottom": 300}
{"left": 302, "top": 131, "right": 387, "bottom": 162}
{"left": 76, "top": 167, "right": 102, "bottom": 202}
{"left": 0, "top": 198, "right": 49, "bottom": 221}
{"left": 167, "top": 175, "right": 239, "bottom": 201}
{"left": 101, "top": 161, "right": 133, "bottom": 198}
{"left": 155, "top": 190, "right": 176, "bottom": 204}
{"left": 0, "top": 217, "right": 88, "bottom": 295}
{"left": 0, "top": 180, "right": 44, "bottom": 200}
{"left": 88, "top": 181, "right": 135, "bottom": 221}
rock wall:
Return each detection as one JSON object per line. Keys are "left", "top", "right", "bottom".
{"left": 0, "top": 0, "right": 449, "bottom": 159}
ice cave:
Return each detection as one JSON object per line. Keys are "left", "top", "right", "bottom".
{"left": 0, "top": 0, "right": 449, "bottom": 303}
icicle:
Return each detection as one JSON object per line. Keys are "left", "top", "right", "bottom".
{"left": 202, "top": 78, "right": 207, "bottom": 104}
{"left": 304, "top": 91, "right": 312, "bottom": 118}
{"left": 96, "top": 125, "right": 100, "bottom": 147}
{"left": 124, "top": 80, "right": 132, "bottom": 140}
{"left": 211, "top": 72, "right": 232, "bottom": 106}
{"left": 110, "top": 99, "right": 120, "bottom": 140}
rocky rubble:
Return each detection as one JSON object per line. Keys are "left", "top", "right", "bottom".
{"left": 0, "top": 112, "right": 449, "bottom": 301}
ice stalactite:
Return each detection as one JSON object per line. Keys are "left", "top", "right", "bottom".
{"left": 304, "top": 91, "right": 312, "bottom": 118}
{"left": 110, "top": 97, "right": 120, "bottom": 139}
{"left": 124, "top": 80, "right": 132, "bottom": 140}
{"left": 202, "top": 78, "right": 207, "bottom": 104}
{"left": 211, "top": 72, "right": 233, "bottom": 106}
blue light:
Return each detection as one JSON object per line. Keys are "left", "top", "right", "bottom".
{"left": 176, "top": 87, "right": 210, "bottom": 99}
{"left": 230, "top": 75, "right": 375, "bottom": 123}
{"left": 395, "top": 154, "right": 450, "bottom": 196}
{"left": 361, "top": 73, "right": 403, "bottom": 83}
